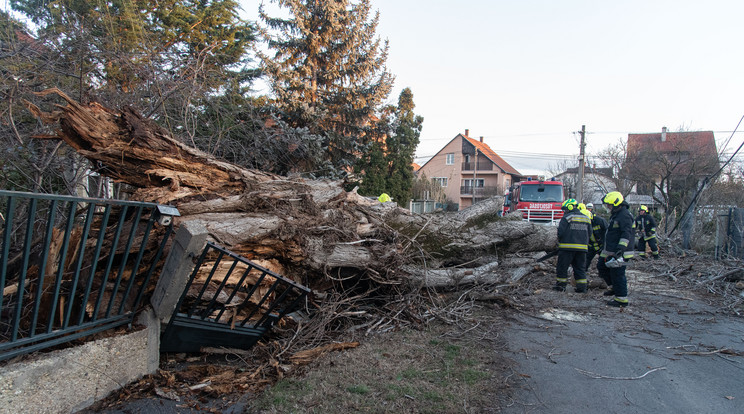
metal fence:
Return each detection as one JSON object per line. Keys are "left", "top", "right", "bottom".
{"left": 161, "top": 241, "right": 311, "bottom": 353}
{"left": 716, "top": 207, "right": 744, "bottom": 259}
{"left": 0, "top": 190, "right": 177, "bottom": 362}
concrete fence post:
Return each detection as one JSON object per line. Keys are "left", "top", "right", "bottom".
{"left": 150, "top": 221, "right": 208, "bottom": 325}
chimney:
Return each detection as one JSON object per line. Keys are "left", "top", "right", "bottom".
{"left": 479, "top": 136, "right": 484, "bottom": 143}
{"left": 465, "top": 129, "right": 469, "bottom": 137}
{"left": 661, "top": 126, "right": 667, "bottom": 142}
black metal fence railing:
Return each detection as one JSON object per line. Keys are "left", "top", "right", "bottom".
{"left": 161, "top": 241, "right": 311, "bottom": 353}
{"left": 0, "top": 190, "right": 177, "bottom": 362}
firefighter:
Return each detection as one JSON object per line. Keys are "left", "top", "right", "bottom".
{"left": 635, "top": 205, "right": 659, "bottom": 259}
{"left": 378, "top": 193, "right": 391, "bottom": 203}
{"left": 585, "top": 203, "right": 608, "bottom": 272}
{"left": 580, "top": 203, "right": 596, "bottom": 265}
{"left": 598, "top": 192, "right": 636, "bottom": 307}
{"left": 554, "top": 198, "right": 592, "bottom": 293}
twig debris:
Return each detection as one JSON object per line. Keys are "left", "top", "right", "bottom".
{"left": 575, "top": 366, "right": 667, "bottom": 380}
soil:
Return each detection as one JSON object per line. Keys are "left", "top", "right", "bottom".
{"left": 79, "top": 255, "right": 744, "bottom": 413}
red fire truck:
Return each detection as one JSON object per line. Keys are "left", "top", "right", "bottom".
{"left": 503, "top": 177, "right": 566, "bottom": 224}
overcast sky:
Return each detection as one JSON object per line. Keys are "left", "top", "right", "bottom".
{"left": 5, "top": 1, "right": 740, "bottom": 175}
{"left": 364, "top": 0, "right": 744, "bottom": 175}
{"left": 242, "top": 1, "right": 744, "bottom": 175}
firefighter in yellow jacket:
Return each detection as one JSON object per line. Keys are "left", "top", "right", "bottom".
{"left": 554, "top": 199, "right": 592, "bottom": 293}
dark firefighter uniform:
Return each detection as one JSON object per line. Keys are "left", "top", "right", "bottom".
{"left": 586, "top": 211, "right": 608, "bottom": 271}
{"left": 598, "top": 192, "right": 636, "bottom": 307}
{"left": 555, "top": 199, "right": 592, "bottom": 293}
{"left": 635, "top": 205, "right": 659, "bottom": 259}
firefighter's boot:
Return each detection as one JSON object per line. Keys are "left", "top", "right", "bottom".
{"left": 607, "top": 297, "right": 629, "bottom": 307}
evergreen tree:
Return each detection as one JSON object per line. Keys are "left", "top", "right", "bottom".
{"left": 258, "top": 0, "right": 394, "bottom": 176}
{"left": 356, "top": 141, "right": 388, "bottom": 196}
{"left": 385, "top": 88, "right": 423, "bottom": 203}
{"left": 353, "top": 88, "right": 422, "bottom": 203}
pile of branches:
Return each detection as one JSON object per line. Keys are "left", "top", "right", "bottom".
{"left": 634, "top": 253, "right": 744, "bottom": 314}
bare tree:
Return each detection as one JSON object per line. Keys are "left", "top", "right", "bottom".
{"left": 0, "top": 14, "right": 79, "bottom": 193}
{"left": 547, "top": 157, "right": 617, "bottom": 204}
{"left": 626, "top": 129, "right": 719, "bottom": 237}
{"left": 411, "top": 172, "right": 447, "bottom": 203}
{"left": 592, "top": 138, "right": 635, "bottom": 196}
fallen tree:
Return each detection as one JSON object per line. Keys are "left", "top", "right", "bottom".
{"left": 25, "top": 89, "right": 557, "bottom": 293}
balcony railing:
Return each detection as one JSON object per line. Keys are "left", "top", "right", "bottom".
{"left": 460, "top": 186, "right": 500, "bottom": 197}
{"left": 461, "top": 162, "right": 493, "bottom": 171}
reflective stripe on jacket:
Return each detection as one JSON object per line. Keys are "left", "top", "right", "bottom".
{"left": 557, "top": 209, "right": 591, "bottom": 251}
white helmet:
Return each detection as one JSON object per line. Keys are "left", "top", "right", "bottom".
{"left": 586, "top": 203, "right": 594, "bottom": 209}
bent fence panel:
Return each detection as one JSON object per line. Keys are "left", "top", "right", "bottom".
{"left": 0, "top": 190, "right": 176, "bottom": 362}
{"left": 161, "top": 241, "right": 310, "bottom": 353}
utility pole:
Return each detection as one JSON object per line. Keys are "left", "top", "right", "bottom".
{"left": 577, "top": 125, "right": 586, "bottom": 203}
{"left": 473, "top": 148, "right": 479, "bottom": 204}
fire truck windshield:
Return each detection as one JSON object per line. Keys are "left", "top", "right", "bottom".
{"left": 519, "top": 184, "right": 563, "bottom": 202}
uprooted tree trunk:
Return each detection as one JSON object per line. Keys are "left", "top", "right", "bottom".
{"left": 26, "top": 89, "right": 557, "bottom": 292}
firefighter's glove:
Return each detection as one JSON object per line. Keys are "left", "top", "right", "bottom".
{"left": 615, "top": 250, "right": 624, "bottom": 259}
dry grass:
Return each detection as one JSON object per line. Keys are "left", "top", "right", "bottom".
{"left": 248, "top": 305, "right": 516, "bottom": 414}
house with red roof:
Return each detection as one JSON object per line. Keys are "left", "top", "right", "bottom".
{"left": 416, "top": 130, "right": 522, "bottom": 210}
{"left": 626, "top": 127, "right": 719, "bottom": 209}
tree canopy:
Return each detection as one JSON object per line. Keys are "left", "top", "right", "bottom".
{"left": 354, "top": 87, "right": 422, "bottom": 203}
{"left": 258, "top": 0, "right": 394, "bottom": 176}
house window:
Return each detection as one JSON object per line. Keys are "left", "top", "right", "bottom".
{"left": 432, "top": 177, "right": 448, "bottom": 187}
{"left": 445, "top": 153, "right": 455, "bottom": 165}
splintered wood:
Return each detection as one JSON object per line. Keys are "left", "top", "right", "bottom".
{"left": 289, "top": 342, "right": 361, "bottom": 365}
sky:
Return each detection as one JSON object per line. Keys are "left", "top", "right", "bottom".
{"left": 241, "top": 0, "right": 744, "bottom": 176}
{"left": 5, "top": 0, "right": 742, "bottom": 176}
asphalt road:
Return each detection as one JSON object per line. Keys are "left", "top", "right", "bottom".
{"left": 500, "top": 269, "right": 744, "bottom": 414}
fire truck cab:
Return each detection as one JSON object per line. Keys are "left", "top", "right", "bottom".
{"left": 505, "top": 176, "right": 565, "bottom": 224}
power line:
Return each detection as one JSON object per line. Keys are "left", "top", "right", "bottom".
{"left": 415, "top": 149, "right": 594, "bottom": 161}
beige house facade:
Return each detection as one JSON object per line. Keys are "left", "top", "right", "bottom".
{"left": 417, "top": 130, "right": 522, "bottom": 210}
